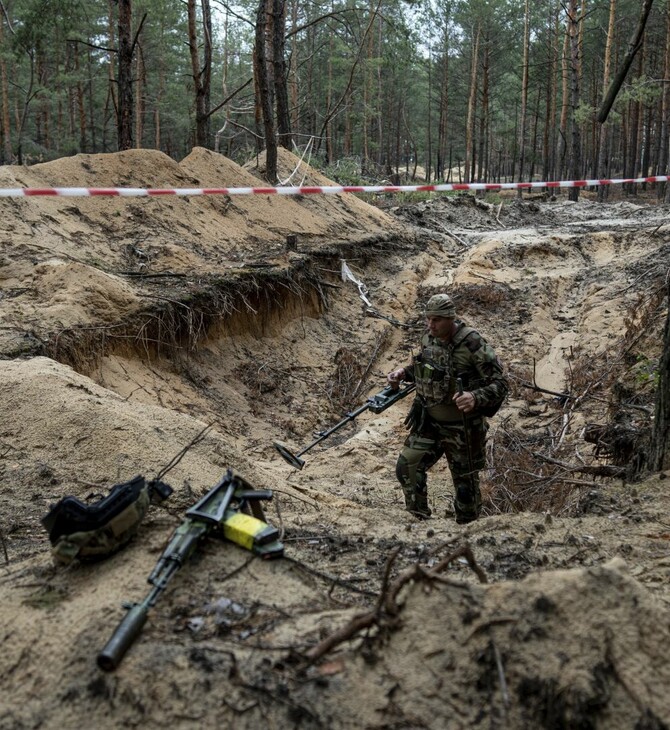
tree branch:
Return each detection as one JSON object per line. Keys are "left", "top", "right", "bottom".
{"left": 597, "top": 0, "right": 655, "bottom": 123}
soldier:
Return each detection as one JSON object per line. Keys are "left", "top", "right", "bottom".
{"left": 387, "top": 294, "right": 508, "bottom": 523}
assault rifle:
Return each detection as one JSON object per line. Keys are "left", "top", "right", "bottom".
{"left": 97, "top": 469, "right": 283, "bottom": 671}
{"left": 274, "top": 382, "right": 416, "bottom": 469}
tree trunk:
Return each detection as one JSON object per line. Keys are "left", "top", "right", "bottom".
{"left": 254, "top": 0, "right": 277, "bottom": 182}
{"left": 624, "top": 52, "right": 643, "bottom": 195}
{"left": 597, "top": 0, "right": 616, "bottom": 202}
{"left": 517, "top": 0, "right": 530, "bottom": 195}
{"left": 362, "top": 0, "right": 374, "bottom": 173}
{"left": 135, "top": 45, "right": 145, "bottom": 148}
{"left": 661, "top": 1, "right": 670, "bottom": 201}
{"left": 426, "top": 51, "right": 432, "bottom": 182}
{"left": 326, "top": 31, "right": 333, "bottom": 163}
{"left": 477, "top": 40, "right": 489, "bottom": 183}
{"left": 117, "top": 0, "right": 133, "bottom": 150}
{"left": 543, "top": 4, "right": 559, "bottom": 183}
{"left": 567, "top": 0, "right": 581, "bottom": 202}
{"left": 464, "top": 24, "right": 480, "bottom": 184}
{"left": 289, "top": 0, "right": 298, "bottom": 133}
{"left": 558, "top": 26, "right": 570, "bottom": 180}
{"left": 437, "top": 21, "right": 449, "bottom": 181}
{"left": 648, "top": 282, "right": 670, "bottom": 472}
{"left": 104, "top": 0, "right": 117, "bottom": 152}
{"left": 75, "top": 46, "right": 87, "bottom": 151}
{"left": 0, "top": 13, "right": 13, "bottom": 162}
{"left": 188, "top": 0, "right": 212, "bottom": 148}
{"left": 273, "top": 0, "right": 291, "bottom": 150}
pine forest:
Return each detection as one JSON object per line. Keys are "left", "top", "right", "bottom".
{"left": 0, "top": 0, "right": 666, "bottom": 193}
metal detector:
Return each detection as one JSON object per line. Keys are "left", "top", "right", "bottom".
{"left": 273, "top": 383, "right": 416, "bottom": 469}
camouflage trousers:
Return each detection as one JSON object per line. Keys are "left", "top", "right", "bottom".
{"left": 395, "top": 417, "right": 487, "bottom": 521}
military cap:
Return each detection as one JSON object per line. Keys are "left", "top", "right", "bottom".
{"left": 424, "top": 294, "right": 456, "bottom": 318}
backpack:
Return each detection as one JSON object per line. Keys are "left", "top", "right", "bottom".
{"left": 41, "top": 476, "right": 173, "bottom": 565}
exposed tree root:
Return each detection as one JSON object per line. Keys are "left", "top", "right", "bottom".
{"left": 304, "top": 543, "right": 487, "bottom": 664}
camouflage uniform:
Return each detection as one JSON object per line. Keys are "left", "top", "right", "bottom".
{"left": 396, "top": 317, "right": 507, "bottom": 523}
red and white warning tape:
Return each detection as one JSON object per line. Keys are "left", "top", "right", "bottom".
{"left": 0, "top": 175, "right": 667, "bottom": 198}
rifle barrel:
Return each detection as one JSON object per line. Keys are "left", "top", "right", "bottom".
{"left": 97, "top": 602, "right": 150, "bottom": 671}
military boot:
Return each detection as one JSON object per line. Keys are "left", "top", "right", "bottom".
{"left": 454, "top": 484, "right": 481, "bottom": 525}
{"left": 403, "top": 489, "right": 417, "bottom": 513}
{"left": 414, "top": 491, "right": 432, "bottom": 519}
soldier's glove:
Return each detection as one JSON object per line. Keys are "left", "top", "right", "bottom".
{"left": 404, "top": 398, "right": 426, "bottom": 433}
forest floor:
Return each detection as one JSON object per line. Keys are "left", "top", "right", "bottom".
{"left": 1, "top": 148, "right": 669, "bottom": 730}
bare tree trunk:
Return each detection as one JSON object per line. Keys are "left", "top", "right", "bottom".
{"left": 134, "top": 45, "right": 145, "bottom": 148}
{"left": 464, "top": 24, "right": 480, "bottom": 184}
{"left": 254, "top": 0, "right": 277, "bottom": 182}
{"left": 326, "top": 32, "right": 333, "bottom": 163}
{"left": 104, "top": 0, "right": 117, "bottom": 151}
{"left": 517, "top": 0, "right": 530, "bottom": 195}
{"left": 529, "top": 89, "right": 540, "bottom": 180}
{"left": 477, "top": 40, "right": 489, "bottom": 183}
{"left": 558, "top": 27, "right": 570, "bottom": 180}
{"left": 272, "top": 0, "right": 291, "bottom": 150}
{"left": 116, "top": 0, "right": 133, "bottom": 150}
{"left": 426, "top": 50, "right": 432, "bottom": 182}
{"left": 437, "top": 21, "right": 449, "bottom": 181}
{"left": 543, "top": 4, "right": 559, "bottom": 183}
{"left": 624, "top": 52, "right": 643, "bottom": 195}
{"left": 567, "top": 0, "right": 581, "bottom": 202}
{"left": 188, "top": 0, "right": 212, "bottom": 148}
{"left": 376, "top": 17, "right": 383, "bottom": 171}
{"left": 597, "top": 0, "right": 616, "bottom": 202}
{"left": 289, "top": 0, "right": 298, "bottom": 133}
{"left": 362, "top": 0, "right": 374, "bottom": 173}
{"left": 0, "top": 12, "right": 13, "bottom": 162}
{"left": 661, "top": 1, "right": 670, "bottom": 201}
{"left": 75, "top": 46, "right": 87, "bottom": 151}
{"left": 86, "top": 47, "right": 97, "bottom": 151}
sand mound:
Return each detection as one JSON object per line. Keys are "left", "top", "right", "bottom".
{"left": 1, "top": 147, "right": 670, "bottom": 729}
{"left": 292, "top": 558, "right": 670, "bottom": 728}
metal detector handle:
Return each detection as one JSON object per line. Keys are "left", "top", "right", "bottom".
{"left": 367, "top": 383, "right": 416, "bottom": 414}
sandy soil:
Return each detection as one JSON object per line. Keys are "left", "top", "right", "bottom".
{"left": 1, "top": 148, "right": 669, "bottom": 730}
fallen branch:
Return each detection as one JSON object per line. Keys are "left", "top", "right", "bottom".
{"left": 531, "top": 451, "right": 625, "bottom": 477}
{"left": 304, "top": 547, "right": 400, "bottom": 663}
{"left": 284, "top": 556, "right": 377, "bottom": 598}
{"left": 304, "top": 543, "right": 487, "bottom": 663}
{"left": 446, "top": 231, "right": 469, "bottom": 248}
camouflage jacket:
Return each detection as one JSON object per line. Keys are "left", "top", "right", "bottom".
{"left": 403, "top": 321, "right": 508, "bottom": 421}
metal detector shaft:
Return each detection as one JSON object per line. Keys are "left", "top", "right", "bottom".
{"left": 274, "top": 383, "right": 415, "bottom": 469}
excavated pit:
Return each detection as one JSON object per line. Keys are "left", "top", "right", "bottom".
{"left": 1, "top": 147, "right": 670, "bottom": 729}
